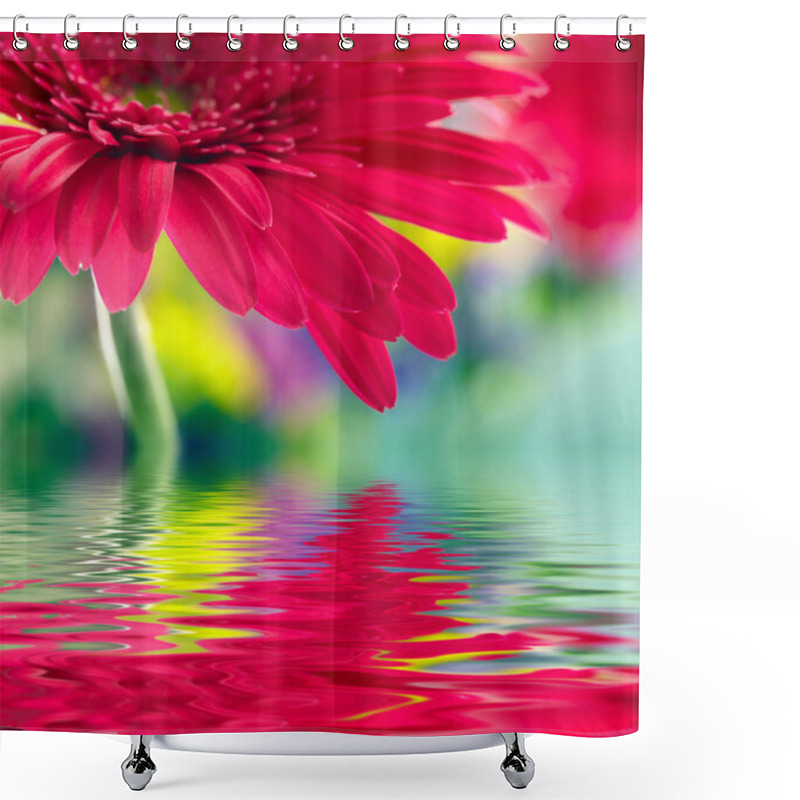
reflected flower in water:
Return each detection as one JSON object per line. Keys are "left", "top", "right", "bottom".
{"left": 0, "top": 478, "right": 637, "bottom": 735}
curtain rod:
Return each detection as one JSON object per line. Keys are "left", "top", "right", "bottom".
{"left": 0, "top": 16, "right": 646, "bottom": 36}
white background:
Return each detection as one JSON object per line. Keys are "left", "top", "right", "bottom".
{"left": 1, "top": 1, "right": 799, "bottom": 798}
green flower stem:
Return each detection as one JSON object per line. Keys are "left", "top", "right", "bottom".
{"left": 94, "top": 282, "right": 178, "bottom": 470}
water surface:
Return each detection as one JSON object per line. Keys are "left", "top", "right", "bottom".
{"left": 0, "top": 469, "right": 638, "bottom": 736}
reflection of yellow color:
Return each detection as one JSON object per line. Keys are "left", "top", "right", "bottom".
{"left": 123, "top": 484, "right": 270, "bottom": 655}
{"left": 340, "top": 693, "right": 428, "bottom": 721}
{"left": 404, "top": 628, "right": 492, "bottom": 643}
{"left": 144, "top": 236, "right": 266, "bottom": 417}
{"left": 0, "top": 113, "right": 35, "bottom": 129}
{"left": 587, "top": 669, "right": 635, "bottom": 685}
{"left": 380, "top": 649, "right": 521, "bottom": 673}
{"left": 381, "top": 219, "right": 472, "bottom": 276}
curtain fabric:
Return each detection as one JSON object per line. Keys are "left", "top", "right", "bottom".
{"left": 0, "top": 33, "right": 643, "bottom": 737}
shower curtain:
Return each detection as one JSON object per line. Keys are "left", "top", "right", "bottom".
{"left": 0, "top": 32, "right": 643, "bottom": 738}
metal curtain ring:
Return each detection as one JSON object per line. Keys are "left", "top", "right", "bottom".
{"left": 553, "top": 14, "right": 570, "bottom": 51}
{"left": 443, "top": 14, "right": 460, "bottom": 51}
{"left": 616, "top": 14, "right": 632, "bottom": 51}
{"left": 499, "top": 14, "right": 515, "bottom": 50}
{"left": 176, "top": 14, "right": 191, "bottom": 50}
{"left": 122, "top": 14, "right": 138, "bottom": 51}
{"left": 283, "top": 15, "right": 298, "bottom": 51}
{"left": 227, "top": 15, "right": 242, "bottom": 51}
{"left": 63, "top": 13, "right": 79, "bottom": 50}
{"left": 339, "top": 14, "right": 354, "bottom": 50}
{"left": 12, "top": 15, "right": 29, "bottom": 51}
{"left": 394, "top": 14, "right": 410, "bottom": 51}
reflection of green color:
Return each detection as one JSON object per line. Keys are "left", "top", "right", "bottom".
{"left": 146, "top": 236, "right": 266, "bottom": 418}
{"left": 0, "top": 471, "right": 638, "bottom": 671}
{"left": 0, "top": 392, "right": 88, "bottom": 475}
{"left": 527, "top": 263, "right": 606, "bottom": 318}
{"left": 121, "top": 482, "right": 269, "bottom": 655}
{"left": 1, "top": 228, "right": 640, "bottom": 497}
{"left": 129, "top": 85, "right": 191, "bottom": 113}
{"left": 331, "top": 265, "right": 641, "bottom": 496}
{"left": 0, "top": 266, "right": 102, "bottom": 479}
{"left": 95, "top": 285, "right": 178, "bottom": 471}
{"left": 381, "top": 217, "right": 472, "bottom": 275}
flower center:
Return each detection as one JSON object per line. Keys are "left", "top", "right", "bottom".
{"left": 129, "top": 85, "right": 193, "bottom": 115}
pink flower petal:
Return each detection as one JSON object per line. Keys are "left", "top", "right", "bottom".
{"left": 398, "top": 302, "right": 457, "bottom": 360}
{"left": 87, "top": 119, "right": 118, "bottom": 147}
{"left": 341, "top": 288, "right": 402, "bottom": 341}
{"left": 165, "top": 169, "right": 257, "bottom": 316}
{"left": 336, "top": 217, "right": 401, "bottom": 290}
{"left": 186, "top": 161, "right": 272, "bottom": 229}
{"left": 352, "top": 128, "right": 534, "bottom": 186}
{"left": 293, "top": 182, "right": 400, "bottom": 288}
{"left": 239, "top": 153, "right": 317, "bottom": 178}
{"left": 0, "top": 193, "right": 58, "bottom": 303}
{"left": 55, "top": 156, "right": 120, "bottom": 274}
{"left": 121, "top": 130, "right": 180, "bottom": 161}
{"left": 91, "top": 213, "right": 154, "bottom": 313}
{"left": 377, "top": 225, "right": 457, "bottom": 312}
{"left": 290, "top": 153, "right": 361, "bottom": 171}
{"left": 0, "top": 132, "right": 102, "bottom": 213}
{"left": 243, "top": 225, "right": 308, "bottom": 328}
{"left": 268, "top": 185, "right": 374, "bottom": 313}
{"left": 503, "top": 142, "right": 551, "bottom": 182}
{"left": 396, "top": 63, "right": 547, "bottom": 100}
{"left": 466, "top": 187, "right": 551, "bottom": 240}
{"left": 118, "top": 153, "right": 175, "bottom": 253}
{"left": 306, "top": 300, "right": 397, "bottom": 412}
{"left": 313, "top": 96, "right": 452, "bottom": 140}
{"left": 312, "top": 165, "right": 507, "bottom": 242}
{"left": 0, "top": 126, "right": 38, "bottom": 142}
{"left": 0, "top": 127, "right": 41, "bottom": 163}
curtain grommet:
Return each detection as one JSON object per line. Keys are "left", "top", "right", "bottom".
{"left": 444, "top": 14, "right": 460, "bottom": 51}
{"left": 554, "top": 14, "right": 570, "bottom": 51}
{"left": 339, "top": 14, "right": 355, "bottom": 51}
{"left": 12, "top": 14, "right": 29, "bottom": 51}
{"left": 227, "top": 15, "right": 243, "bottom": 51}
{"left": 499, "top": 14, "right": 516, "bottom": 50}
{"left": 122, "top": 14, "right": 138, "bottom": 51}
{"left": 176, "top": 14, "right": 191, "bottom": 51}
{"left": 616, "top": 15, "right": 632, "bottom": 51}
{"left": 283, "top": 15, "right": 299, "bottom": 51}
{"left": 63, "top": 13, "right": 79, "bottom": 51}
{"left": 394, "top": 15, "right": 410, "bottom": 51}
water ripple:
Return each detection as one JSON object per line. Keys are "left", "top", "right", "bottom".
{"left": 0, "top": 472, "right": 638, "bottom": 735}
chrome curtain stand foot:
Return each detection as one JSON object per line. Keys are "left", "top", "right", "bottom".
{"left": 121, "top": 735, "right": 157, "bottom": 791}
{"left": 500, "top": 733, "right": 535, "bottom": 789}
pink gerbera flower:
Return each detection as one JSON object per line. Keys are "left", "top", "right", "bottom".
{"left": 0, "top": 34, "right": 548, "bottom": 411}
{"left": 518, "top": 36, "right": 643, "bottom": 273}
